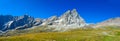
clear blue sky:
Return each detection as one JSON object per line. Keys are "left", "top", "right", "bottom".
{"left": 0, "top": 0, "right": 120, "bottom": 23}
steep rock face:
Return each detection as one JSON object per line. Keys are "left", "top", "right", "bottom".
{"left": 7, "top": 15, "right": 34, "bottom": 30}
{"left": 58, "top": 9, "right": 86, "bottom": 27}
{"left": 96, "top": 17, "right": 120, "bottom": 27}
{"left": 43, "top": 9, "right": 86, "bottom": 28}
{"left": 0, "top": 15, "right": 42, "bottom": 31}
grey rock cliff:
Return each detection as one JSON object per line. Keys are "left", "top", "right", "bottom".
{"left": 42, "top": 9, "right": 86, "bottom": 28}
{"left": 0, "top": 15, "right": 42, "bottom": 31}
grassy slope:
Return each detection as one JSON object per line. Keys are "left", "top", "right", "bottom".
{"left": 0, "top": 26, "right": 120, "bottom": 41}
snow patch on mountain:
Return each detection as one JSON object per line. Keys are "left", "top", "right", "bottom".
{"left": 3, "top": 21, "right": 14, "bottom": 30}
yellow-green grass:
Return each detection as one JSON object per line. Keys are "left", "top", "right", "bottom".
{"left": 0, "top": 26, "right": 120, "bottom": 41}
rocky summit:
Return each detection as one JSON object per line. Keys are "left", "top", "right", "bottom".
{"left": 42, "top": 9, "right": 86, "bottom": 27}
{"left": 58, "top": 9, "right": 86, "bottom": 27}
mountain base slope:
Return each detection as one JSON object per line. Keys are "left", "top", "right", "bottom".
{"left": 0, "top": 26, "right": 120, "bottom": 41}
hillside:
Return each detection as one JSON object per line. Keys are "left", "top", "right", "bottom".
{"left": 0, "top": 26, "right": 120, "bottom": 41}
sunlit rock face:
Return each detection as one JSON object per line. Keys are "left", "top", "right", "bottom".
{"left": 57, "top": 9, "right": 86, "bottom": 27}
{"left": 41, "top": 9, "right": 86, "bottom": 31}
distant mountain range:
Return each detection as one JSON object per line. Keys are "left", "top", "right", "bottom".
{"left": 0, "top": 9, "right": 120, "bottom": 32}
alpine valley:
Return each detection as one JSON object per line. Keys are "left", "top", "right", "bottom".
{"left": 0, "top": 9, "right": 120, "bottom": 41}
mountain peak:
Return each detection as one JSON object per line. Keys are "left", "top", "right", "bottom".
{"left": 49, "top": 9, "right": 86, "bottom": 27}
{"left": 60, "top": 9, "right": 79, "bottom": 18}
{"left": 71, "top": 9, "right": 77, "bottom": 12}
